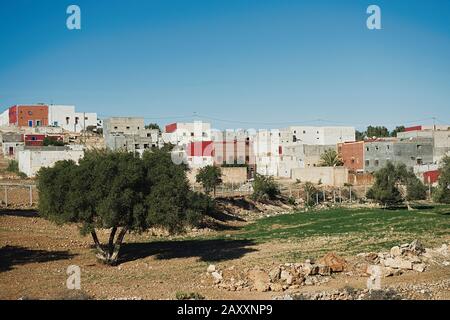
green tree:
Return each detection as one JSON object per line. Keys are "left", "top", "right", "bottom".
{"left": 303, "top": 182, "right": 317, "bottom": 206}
{"left": 251, "top": 174, "right": 280, "bottom": 201}
{"left": 367, "top": 162, "right": 427, "bottom": 207}
{"left": 37, "top": 149, "right": 211, "bottom": 265}
{"left": 366, "top": 126, "right": 390, "bottom": 138}
{"left": 195, "top": 165, "right": 222, "bottom": 196}
{"left": 433, "top": 155, "right": 450, "bottom": 203}
{"left": 355, "top": 130, "right": 365, "bottom": 141}
{"left": 145, "top": 123, "right": 161, "bottom": 132}
{"left": 390, "top": 126, "right": 405, "bottom": 137}
{"left": 319, "top": 149, "right": 343, "bottom": 167}
{"left": 43, "top": 137, "right": 65, "bottom": 146}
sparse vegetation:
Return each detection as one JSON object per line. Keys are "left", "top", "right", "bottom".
{"left": 196, "top": 165, "right": 222, "bottom": 196}
{"left": 43, "top": 137, "right": 65, "bottom": 146}
{"left": 251, "top": 174, "right": 280, "bottom": 201}
{"left": 319, "top": 149, "right": 343, "bottom": 167}
{"left": 433, "top": 155, "right": 450, "bottom": 204}
{"left": 176, "top": 291, "right": 205, "bottom": 300}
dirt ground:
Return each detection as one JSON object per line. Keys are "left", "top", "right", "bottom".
{"left": 1, "top": 209, "right": 449, "bottom": 300}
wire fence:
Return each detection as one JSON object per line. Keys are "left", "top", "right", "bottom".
{"left": 0, "top": 184, "right": 38, "bottom": 208}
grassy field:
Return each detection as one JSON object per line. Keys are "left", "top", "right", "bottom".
{"left": 201, "top": 204, "right": 450, "bottom": 260}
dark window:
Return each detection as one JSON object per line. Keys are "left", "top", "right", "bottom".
{"left": 375, "top": 160, "right": 379, "bottom": 166}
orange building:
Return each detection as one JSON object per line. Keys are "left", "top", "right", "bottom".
{"left": 338, "top": 141, "right": 364, "bottom": 173}
{"left": 9, "top": 105, "right": 49, "bottom": 127}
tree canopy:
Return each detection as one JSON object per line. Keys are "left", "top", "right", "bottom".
{"left": 251, "top": 174, "right": 280, "bottom": 201}
{"left": 37, "top": 149, "right": 212, "bottom": 265}
{"left": 319, "top": 149, "right": 343, "bottom": 167}
{"left": 195, "top": 165, "right": 222, "bottom": 196}
{"left": 433, "top": 155, "right": 450, "bottom": 204}
{"left": 366, "top": 162, "right": 427, "bottom": 207}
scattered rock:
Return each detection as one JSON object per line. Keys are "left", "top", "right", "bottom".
{"left": 319, "top": 252, "right": 347, "bottom": 272}
{"left": 413, "top": 263, "right": 426, "bottom": 273}
{"left": 211, "top": 272, "right": 223, "bottom": 282}
{"left": 207, "top": 264, "right": 216, "bottom": 273}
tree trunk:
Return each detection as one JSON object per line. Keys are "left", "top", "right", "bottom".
{"left": 91, "top": 227, "right": 128, "bottom": 266}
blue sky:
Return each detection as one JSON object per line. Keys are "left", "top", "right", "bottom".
{"left": 0, "top": 0, "right": 449, "bottom": 130}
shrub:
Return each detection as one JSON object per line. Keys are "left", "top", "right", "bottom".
{"left": 433, "top": 155, "right": 450, "bottom": 204}
{"left": 251, "top": 174, "right": 280, "bottom": 201}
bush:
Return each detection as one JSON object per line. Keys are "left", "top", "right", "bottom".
{"left": 196, "top": 165, "right": 222, "bottom": 196}
{"left": 251, "top": 174, "right": 280, "bottom": 201}
{"left": 433, "top": 155, "right": 450, "bottom": 204}
{"left": 43, "top": 137, "right": 65, "bottom": 146}
{"left": 6, "top": 160, "right": 19, "bottom": 173}
{"left": 303, "top": 182, "right": 317, "bottom": 206}
{"left": 176, "top": 291, "right": 205, "bottom": 300}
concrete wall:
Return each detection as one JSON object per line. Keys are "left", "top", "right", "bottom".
{"left": 338, "top": 141, "right": 364, "bottom": 172}
{"left": 104, "top": 117, "right": 145, "bottom": 137}
{"left": 280, "top": 126, "right": 355, "bottom": 145}
{"left": 364, "top": 138, "right": 434, "bottom": 172}
{"left": 17, "top": 147, "right": 84, "bottom": 177}
{"left": 187, "top": 166, "right": 248, "bottom": 186}
{"left": 291, "top": 166, "right": 349, "bottom": 186}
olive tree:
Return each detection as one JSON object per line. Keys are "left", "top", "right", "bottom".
{"left": 366, "top": 162, "right": 427, "bottom": 208}
{"left": 433, "top": 155, "right": 450, "bottom": 204}
{"left": 37, "top": 149, "right": 211, "bottom": 265}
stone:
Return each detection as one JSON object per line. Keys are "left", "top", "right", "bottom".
{"left": 207, "top": 264, "right": 216, "bottom": 273}
{"left": 390, "top": 246, "right": 402, "bottom": 257}
{"left": 408, "top": 239, "right": 425, "bottom": 255}
{"left": 317, "top": 264, "right": 331, "bottom": 276}
{"left": 269, "top": 267, "right": 281, "bottom": 281}
{"left": 382, "top": 257, "right": 413, "bottom": 270}
{"left": 211, "top": 271, "right": 223, "bottom": 281}
{"left": 248, "top": 269, "right": 270, "bottom": 283}
{"left": 437, "top": 244, "right": 449, "bottom": 256}
{"left": 413, "top": 263, "right": 426, "bottom": 272}
{"left": 254, "top": 281, "right": 270, "bottom": 292}
{"left": 319, "top": 253, "right": 347, "bottom": 272}
{"left": 365, "top": 252, "right": 380, "bottom": 264}
{"left": 269, "top": 283, "right": 284, "bottom": 292}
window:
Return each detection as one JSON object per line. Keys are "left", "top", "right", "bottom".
{"left": 75, "top": 117, "right": 79, "bottom": 124}
{"left": 191, "top": 132, "right": 194, "bottom": 137}
{"left": 417, "top": 145, "right": 422, "bottom": 150}
{"left": 303, "top": 130, "right": 306, "bottom": 134}
{"left": 114, "top": 126, "right": 118, "bottom": 130}
{"left": 387, "top": 145, "right": 390, "bottom": 150}
{"left": 417, "top": 158, "right": 423, "bottom": 165}
{"left": 85, "top": 117, "right": 88, "bottom": 120}
{"left": 366, "top": 147, "right": 369, "bottom": 152}
{"left": 375, "top": 160, "right": 379, "bottom": 166}
{"left": 126, "top": 126, "right": 130, "bottom": 130}
{"left": 143, "top": 144, "right": 149, "bottom": 149}
{"left": 36, "top": 120, "right": 41, "bottom": 127}
{"left": 365, "top": 160, "right": 370, "bottom": 166}
{"left": 28, "top": 120, "right": 33, "bottom": 127}
{"left": 66, "top": 117, "right": 70, "bottom": 125}
{"left": 137, "top": 127, "right": 140, "bottom": 130}
{"left": 375, "top": 146, "right": 379, "bottom": 150}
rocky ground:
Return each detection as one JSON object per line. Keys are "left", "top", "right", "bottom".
{"left": 0, "top": 204, "right": 449, "bottom": 300}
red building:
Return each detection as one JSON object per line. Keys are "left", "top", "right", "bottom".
{"left": 423, "top": 170, "right": 440, "bottom": 184}
{"left": 24, "top": 134, "right": 46, "bottom": 146}
{"left": 187, "top": 141, "right": 214, "bottom": 157}
{"left": 338, "top": 141, "right": 365, "bottom": 173}
{"left": 9, "top": 105, "right": 49, "bottom": 127}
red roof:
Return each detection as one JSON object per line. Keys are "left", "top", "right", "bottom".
{"left": 404, "top": 125, "right": 422, "bottom": 132}
{"left": 165, "top": 123, "right": 177, "bottom": 133}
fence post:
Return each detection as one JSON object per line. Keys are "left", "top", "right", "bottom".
{"left": 4, "top": 186, "right": 7, "bottom": 207}
{"left": 29, "top": 185, "right": 33, "bottom": 206}
{"left": 349, "top": 186, "right": 352, "bottom": 203}
{"left": 339, "top": 188, "right": 342, "bottom": 204}
{"left": 333, "top": 189, "right": 336, "bottom": 203}
{"left": 316, "top": 193, "right": 319, "bottom": 205}
{"left": 323, "top": 190, "right": 326, "bottom": 203}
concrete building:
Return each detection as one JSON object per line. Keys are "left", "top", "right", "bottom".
{"left": 186, "top": 141, "right": 214, "bottom": 168}
{"left": 1, "top": 132, "right": 24, "bottom": 158}
{"left": 280, "top": 126, "right": 355, "bottom": 145}
{"left": 364, "top": 138, "right": 433, "bottom": 173}
{"left": 48, "top": 105, "right": 98, "bottom": 132}
{"left": 16, "top": 145, "right": 84, "bottom": 177}
{"left": 254, "top": 129, "right": 281, "bottom": 176}
{"left": 397, "top": 125, "right": 450, "bottom": 164}
{"left": 0, "top": 104, "right": 98, "bottom": 132}
{"left": 163, "top": 121, "right": 212, "bottom": 146}
{"left": 277, "top": 144, "right": 337, "bottom": 178}
{"left": 103, "top": 117, "right": 161, "bottom": 153}
{"left": 338, "top": 141, "right": 365, "bottom": 173}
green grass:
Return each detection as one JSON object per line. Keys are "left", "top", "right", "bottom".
{"left": 205, "top": 204, "right": 450, "bottom": 256}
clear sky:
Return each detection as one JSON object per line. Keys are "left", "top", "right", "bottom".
{"left": 0, "top": 0, "right": 449, "bottom": 130}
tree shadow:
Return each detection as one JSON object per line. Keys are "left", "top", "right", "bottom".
{"left": 0, "top": 209, "right": 39, "bottom": 218}
{"left": 119, "top": 239, "right": 257, "bottom": 264}
{"left": 0, "top": 245, "right": 75, "bottom": 272}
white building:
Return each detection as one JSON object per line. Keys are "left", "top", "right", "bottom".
{"left": 254, "top": 129, "right": 281, "bottom": 176}
{"left": 48, "top": 105, "right": 98, "bottom": 132}
{"left": 162, "top": 121, "right": 211, "bottom": 146}
{"left": 0, "top": 109, "right": 9, "bottom": 127}
{"left": 16, "top": 145, "right": 84, "bottom": 177}
{"left": 280, "top": 126, "right": 355, "bottom": 145}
